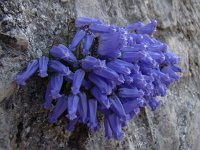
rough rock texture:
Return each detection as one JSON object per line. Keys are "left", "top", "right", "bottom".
{"left": 0, "top": 0, "right": 200, "bottom": 150}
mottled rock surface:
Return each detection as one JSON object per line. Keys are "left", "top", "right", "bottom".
{"left": 0, "top": 0, "right": 200, "bottom": 150}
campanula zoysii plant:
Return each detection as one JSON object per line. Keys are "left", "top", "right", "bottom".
{"left": 15, "top": 17, "right": 181, "bottom": 140}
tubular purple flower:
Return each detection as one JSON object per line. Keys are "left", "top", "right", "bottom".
{"left": 50, "top": 44, "right": 77, "bottom": 62}
{"left": 48, "top": 96, "right": 68, "bottom": 123}
{"left": 75, "top": 17, "right": 103, "bottom": 28}
{"left": 83, "top": 33, "right": 94, "bottom": 55}
{"left": 144, "top": 75, "right": 154, "bottom": 83}
{"left": 78, "top": 92, "right": 88, "bottom": 123}
{"left": 89, "top": 23, "right": 114, "bottom": 33}
{"left": 82, "top": 80, "right": 92, "bottom": 89}
{"left": 127, "top": 35, "right": 134, "bottom": 46}
{"left": 50, "top": 73, "right": 63, "bottom": 99}
{"left": 130, "top": 34, "right": 144, "bottom": 44}
{"left": 122, "top": 51, "right": 146, "bottom": 62}
{"left": 131, "top": 72, "right": 145, "bottom": 81}
{"left": 164, "top": 52, "right": 180, "bottom": 65}
{"left": 68, "top": 30, "right": 86, "bottom": 51}
{"left": 107, "top": 61, "right": 131, "bottom": 75}
{"left": 139, "top": 63, "right": 155, "bottom": 75}
{"left": 81, "top": 56, "right": 106, "bottom": 70}
{"left": 59, "top": 44, "right": 77, "bottom": 61}
{"left": 71, "top": 69, "right": 85, "bottom": 95}
{"left": 137, "top": 20, "right": 157, "bottom": 34}
{"left": 88, "top": 73, "right": 112, "bottom": 94}
{"left": 156, "top": 82, "right": 167, "bottom": 96}
{"left": 142, "top": 34, "right": 157, "bottom": 44}
{"left": 63, "top": 72, "right": 74, "bottom": 81}
{"left": 64, "top": 72, "right": 91, "bottom": 89}
{"left": 121, "top": 44, "right": 146, "bottom": 52}
{"left": 123, "top": 98, "right": 146, "bottom": 114}
{"left": 65, "top": 118, "right": 78, "bottom": 132}
{"left": 97, "top": 103, "right": 112, "bottom": 116}
{"left": 131, "top": 74, "right": 147, "bottom": 89}
{"left": 153, "top": 70, "right": 172, "bottom": 85}
{"left": 16, "top": 60, "right": 39, "bottom": 86}
{"left": 49, "top": 60, "right": 71, "bottom": 76}
{"left": 66, "top": 94, "right": 79, "bottom": 120}
{"left": 148, "top": 51, "right": 165, "bottom": 63}
{"left": 118, "top": 88, "right": 144, "bottom": 98}
{"left": 109, "top": 94, "right": 128, "bottom": 121}
{"left": 171, "top": 65, "right": 182, "bottom": 72}
{"left": 118, "top": 74, "right": 125, "bottom": 84}
{"left": 107, "top": 114, "right": 124, "bottom": 140}
{"left": 108, "top": 80, "right": 117, "bottom": 89}
{"left": 153, "top": 78, "right": 166, "bottom": 93}
{"left": 147, "top": 44, "right": 167, "bottom": 52}
{"left": 140, "top": 54, "right": 157, "bottom": 67}
{"left": 38, "top": 56, "right": 48, "bottom": 78}
{"left": 104, "top": 117, "right": 113, "bottom": 139}
{"left": 87, "top": 99, "right": 99, "bottom": 132}
{"left": 100, "top": 50, "right": 122, "bottom": 58}
{"left": 43, "top": 83, "right": 53, "bottom": 109}
{"left": 112, "top": 59, "right": 135, "bottom": 70}
{"left": 93, "top": 67, "right": 120, "bottom": 82}
{"left": 124, "top": 75, "right": 133, "bottom": 84}
{"left": 98, "top": 31, "right": 126, "bottom": 58}
{"left": 129, "top": 50, "right": 146, "bottom": 59}
{"left": 144, "top": 85, "right": 154, "bottom": 96}
{"left": 129, "top": 108, "right": 141, "bottom": 119}
{"left": 147, "top": 97, "right": 160, "bottom": 111}
{"left": 91, "top": 87, "right": 111, "bottom": 108}
{"left": 161, "top": 66, "right": 180, "bottom": 80}
{"left": 124, "top": 21, "right": 143, "bottom": 32}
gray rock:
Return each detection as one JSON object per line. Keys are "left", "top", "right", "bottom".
{"left": 0, "top": 33, "right": 29, "bottom": 51}
{"left": 0, "top": 0, "right": 200, "bottom": 150}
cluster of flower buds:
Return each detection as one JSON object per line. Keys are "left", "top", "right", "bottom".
{"left": 15, "top": 17, "right": 181, "bottom": 140}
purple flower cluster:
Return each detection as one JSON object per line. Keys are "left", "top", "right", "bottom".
{"left": 15, "top": 17, "right": 181, "bottom": 140}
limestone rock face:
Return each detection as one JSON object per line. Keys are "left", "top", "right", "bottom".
{"left": 0, "top": 0, "right": 200, "bottom": 150}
